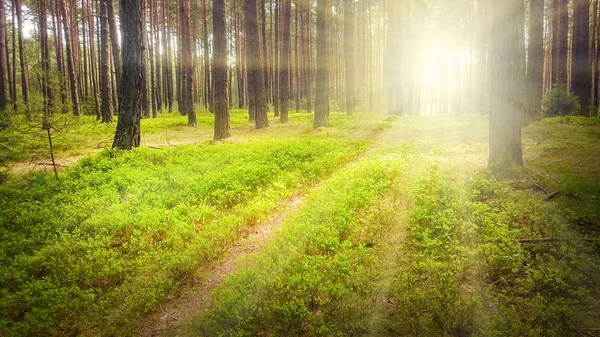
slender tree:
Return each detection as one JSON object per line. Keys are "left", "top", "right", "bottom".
{"left": 0, "top": 0, "right": 9, "bottom": 111}
{"left": 246, "top": 0, "right": 269, "bottom": 128}
{"left": 552, "top": 0, "right": 568, "bottom": 84}
{"left": 113, "top": 0, "right": 144, "bottom": 149}
{"left": 59, "top": 0, "right": 81, "bottom": 116}
{"left": 201, "top": 0, "right": 211, "bottom": 111}
{"left": 279, "top": 0, "right": 291, "bottom": 122}
{"left": 14, "top": 0, "right": 28, "bottom": 117}
{"left": 100, "top": 0, "right": 113, "bottom": 122}
{"left": 489, "top": 0, "right": 523, "bottom": 167}
{"left": 39, "top": 0, "right": 53, "bottom": 115}
{"left": 179, "top": 0, "right": 195, "bottom": 125}
{"left": 213, "top": 0, "right": 231, "bottom": 139}
{"left": 343, "top": 0, "right": 354, "bottom": 115}
{"left": 314, "top": 0, "right": 329, "bottom": 127}
{"left": 107, "top": 0, "right": 121, "bottom": 106}
{"left": 572, "top": 0, "right": 591, "bottom": 113}
{"left": 527, "top": 0, "right": 544, "bottom": 118}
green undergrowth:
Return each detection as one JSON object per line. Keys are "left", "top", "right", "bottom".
{"left": 541, "top": 115, "right": 600, "bottom": 126}
{"left": 192, "top": 147, "right": 410, "bottom": 337}
{"left": 362, "top": 162, "right": 599, "bottom": 336}
{"left": 0, "top": 136, "right": 368, "bottom": 336}
{"left": 470, "top": 172, "right": 600, "bottom": 336}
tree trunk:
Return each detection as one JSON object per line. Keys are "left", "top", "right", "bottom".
{"left": 273, "top": 0, "right": 280, "bottom": 116}
{"left": 314, "top": 0, "right": 329, "bottom": 127}
{"left": 100, "top": 0, "right": 113, "bottom": 122}
{"left": 343, "top": 0, "right": 354, "bottom": 115}
{"left": 246, "top": 0, "right": 269, "bottom": 129}
{"left": 572, "top": 0, "right": 591, "bottom": 113}
{"left": 552, "top": 0, "right": 568, "bottom": 84}
{"left": 39, "top": 0, "right": 53, "bottom": 115}
{"left": 0, "top": 0, "right": 9, "bottom": 111}
{"left": 113, "top": 0, "right": 144, "bottom": 149}
{"left": 279, "top": 0, "right": 291, "bottom": 122}
{"left": 527, "top": 0, "right": 544, "bottom": 119}
{"left": 52, "top": 1, "right": 68, "bottom": 113}
{"left": 213, "top": 0, "right": 231, "bottom": 139}
{"left": 179, "top": 0, "right": 195, "bottom": 125}
{"left": 59, "top": 0, "right": 81, "bottom": 116}
{"left": 489, "top": 0, "right": 523, "bottom": 167}
{"left": 201, "top": 0, "right": 211, "bottom": 112}
{"left": 107, "top": 0, "right": 121, "bottom": 107}
{"left": 14, "top": 0, "right": 29, "bottom": 117}
{"left": 87, "top": 0, "right": 100, "bottom": 118}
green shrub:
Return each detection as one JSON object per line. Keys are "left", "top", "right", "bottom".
{"left": 0, "top": 137, "right": 367, "bottom": 336}
{"left": 542, "top": 83, "right": 581, "bottom": 117}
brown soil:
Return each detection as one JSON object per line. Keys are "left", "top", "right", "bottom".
{"left": 138, "top": 195, "right": 304, "bottom": 337}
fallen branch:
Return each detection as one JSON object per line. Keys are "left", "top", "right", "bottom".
{"left": 545, "top": 190, "right": 560, "bottom": 200}
{"left": 517, "top": 237, "right": 597, "bottom": 244}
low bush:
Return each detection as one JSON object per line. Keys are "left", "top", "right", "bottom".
{"left": 0, "top": 137, "right": 367, "bottom": 336}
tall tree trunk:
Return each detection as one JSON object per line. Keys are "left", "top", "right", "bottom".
{"left": 113, "top": 0, "right": 144, "bottom": 149}
{"left": 0, "top": 0, "right": 9, "bottom": 111}
{"left": 162, "top": 0, "right": 173, "bottom": 112}
{"left": 10, "top": 0, "right": 15, "bottom": 109}
{"left": 314, "top": 0, "right": 329, "bottom": 127}
{"left": 527, "top": 0, "right": 544, "bottom": 119}
{"left": 279, "top": 0, "right": 291, "bottom": 122}
{"left": 273, "top": 0, "right": 280, "bottom": 116}
{"left": 141, "top": 7, "right": 150, "bottom": 118}
{"left": 39, "top": 0, "right": 53, "bottom": 115}
{"left": 52, "top": 1, "right": 68, "bottom": 113}
{"left": 87, "top": 0, "right": 100, "bottom": 118}
{"left": 201, "top": 0, "right": 211, "bottom": 111}
{"left": 573, "top": 0, "right": 591, "bottom": 113}
{"left": 489, "top": 0, "right": 523, "bottom": 167}
{"left": 179, "top": 0, "right": 195, "bottom": 125}
{"left": 107, "top": 0, "right": 121, "bottom": 108}
{"left": 552, "top": 0, "right": 568, "bottom": 84}
{"left": 246, "top": 0, "right": 269, "bottom": 128}
{"left": 14, "top": 0, "right": 28, "bottom": 117}
{"left": 59, "top": 0, "right": 81, "bottom": 116}
{"left": 100, "top": 0, "right": 113, "bottom": 122}
{"left": 213, "top": 0, "right": 231, "bottom": 139}
{"left": 152, "top": 0, "right": 162, "bottom": 111}
{"left": 343, "top": 0, "right": 354, "bottom": 115}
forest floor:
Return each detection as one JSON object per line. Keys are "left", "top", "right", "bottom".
{"left": 1, "top": 111, "right": 599, "bottom": 336}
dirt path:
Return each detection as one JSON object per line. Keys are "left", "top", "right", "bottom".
{"left": 138, "top": 195, "right": 305, "bottom": 337}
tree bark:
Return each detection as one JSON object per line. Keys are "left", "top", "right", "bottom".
{"left": 59, "top": 0, "right": 81, "bottom": 116}
{"left": 39, "top": 0, "right": 53, "bottom": 115}
{"left": 0, "top": 0, "right": 9, "bottom": 111}
{"left": 279, "top": 0, "right": 291, "bottom": 122}
{"left": 107, "top": 0, "right": 121, "bottom": 110}
{"left": 489, "top": 0, "right": 523, "bottom": 167}
{"left": 343, "top": 0, "right": 354, "bottom": 115}
{"left": 246, "top": 0, "right": 269, "bottom": 129}
{"left": 113, "top": 0, "right": 144, "bottom": 149}
{"left": 100, "top": 0, "right": 113, "bottom": 122}
{"left": 572, "top": 0, "right": 591, "bottom": 113}
{"left": 14, "top": 0, "right": 28, "bottom": 117}
{"left": 552, "top": 0, "right": 568, "bottom": 84}
{"left": 213, "top": 0, "right": 231, "bottom": 139}
{"left": 527, "top": 0, "right": 544, "bottom": 119}
{"left": 178, "top": 0, "right": 195, "bottom": 125}
{"left": 314, "top": 0, "right": 329, "bottom": 127}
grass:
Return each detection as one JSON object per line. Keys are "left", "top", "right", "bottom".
{"left": 0, "top": 135, "right": 370, "bottom": 336}
{"left": 1, "top": 110, "right": 599, "bottom": 337}
{"left": 185, "top": 115, "right": 600, "bottom": 337}
{"left": 192, "top": 148, "right": 409, "bottom": 337}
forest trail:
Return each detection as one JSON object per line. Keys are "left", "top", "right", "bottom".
{"left": 139, "top": 194, "right": 305, "bottom": 336}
